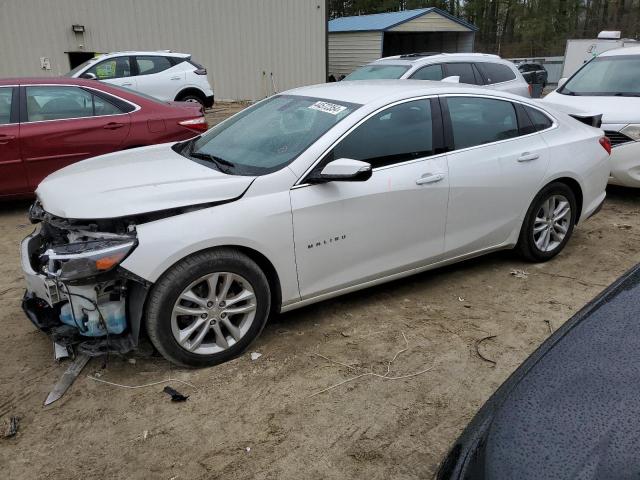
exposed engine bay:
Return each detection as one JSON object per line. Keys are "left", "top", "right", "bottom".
{"left": 21, "top": 202, "right": 149, "bottom": 356}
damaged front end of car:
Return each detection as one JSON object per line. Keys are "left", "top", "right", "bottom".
{"left": 21, "top": 201, "right": 150, "bottom": 357}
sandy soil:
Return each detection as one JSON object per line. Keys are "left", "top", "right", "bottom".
{"left": 1, "top": 104, "right": 639, "bottom": 479}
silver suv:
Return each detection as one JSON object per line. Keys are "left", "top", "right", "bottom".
{"left": 344, "top": 53, "right": 531, "bottom": 97}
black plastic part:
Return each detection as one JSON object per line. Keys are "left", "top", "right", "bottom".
{"left": 21, "top": 292, "right": 61, "bottom": 331}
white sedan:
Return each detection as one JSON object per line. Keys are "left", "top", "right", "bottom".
{"left": 544, "top": 46, "right": 640, "bottom": 187}
{"left": 21, "top": 81, "right": 610, "bottom": 367}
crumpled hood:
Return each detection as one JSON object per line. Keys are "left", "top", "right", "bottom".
{"left": 543, "top": 91, "right": 639, "bottom": 124}
{"left": 36, "top": 143, "right": 255, "bottom": 219}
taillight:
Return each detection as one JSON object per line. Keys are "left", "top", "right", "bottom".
{"left": 179, "top": 117, "right": 208, "bottom": 133}
{"left": 194, "top": 68, "right": 207, "bottom": 75}
{"left": 528, "top": 84, "right": 533, "bottom": 97}
{"left": 599, "top": 136, "right": 612, "bottom": 155}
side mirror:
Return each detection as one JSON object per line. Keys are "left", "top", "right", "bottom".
{"left": 309, "top": 158, "right": 372, "bottom": 183}
{"left": 557, "top": 78, "right": 568, "bottom": 88}
{"left": 80, "top": 72, "right": 97, "bottom": 80}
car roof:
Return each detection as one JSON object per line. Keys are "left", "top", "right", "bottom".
{"left": 0, "top": 77, "right": 109, "bottom": 86}
{"left": 600, "top": 45, "right": 640, "bottom": 57}
{"left": 97, "top": 51, "right": 190, "bottom": 58}
{"left": 286, "top": 79, "right": 527, "bottom": 105}
{"left": 372, "top": 52, "right": 503, "bottom": 67}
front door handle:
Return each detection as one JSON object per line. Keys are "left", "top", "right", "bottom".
{"left": 103, "top": 122, "right": 125, "bottom": 130}
{"left": 0, "top": 134, "right": 16, "bottom": 144}
{"left": 517, "top": 152, "right": 540, "bottom": 162}
{"left": 416, "top": 173, "right": 445, "bottom": 185}
{"left": 120, "top": 82, "right": 133, "bottom": 87}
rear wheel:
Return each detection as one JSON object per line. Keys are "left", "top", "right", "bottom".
{"left": 176, "top": 91, "right": 205, "bottom": 106}
{"left": 145, "top": 249, "right": 271, "bottom": 368}
{"left": 516, "top": 182, "right": 577, "bottom": 262}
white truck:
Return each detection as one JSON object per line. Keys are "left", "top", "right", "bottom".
{"left": 562, "top": 31, "right": 639, "bottom": 79}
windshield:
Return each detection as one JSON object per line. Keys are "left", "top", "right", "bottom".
{"left": 185, "top": 95, "right": 359, "bottom": 175}
{"left": 65, "top": 58, "right": 99, "bottom": 77}
{"left": 560, "top": 55, "right": 640, "bottom": 96}
{"left": 344, "top": 64, "right": 411, "bottom": 80}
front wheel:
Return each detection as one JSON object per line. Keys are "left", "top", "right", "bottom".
{"left": 145, "top": 249, "right": 271, "bottom": 368}
{"left": 516, "top": 182, "right": 577, "bottom": 262}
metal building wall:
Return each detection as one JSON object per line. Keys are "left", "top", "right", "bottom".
{"left": 328, "top": 32, "right": 383, "bottom": 78}
{"left": 0, "top": 0, "right": 327, "bottom": 101}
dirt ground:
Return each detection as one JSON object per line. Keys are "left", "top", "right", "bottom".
{"left": 1, "top": 103, "right": 640, "bottom": 479}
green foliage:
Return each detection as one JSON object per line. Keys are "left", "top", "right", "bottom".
{"left": 328, "top": 0, "right": 640, "bottom": 57}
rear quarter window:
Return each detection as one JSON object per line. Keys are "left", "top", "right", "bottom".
{"left": 525, "top": 106, "right": 553, "bottom": 131}
{"left": 476, "top": 63, "right": 517, "bottom": 84}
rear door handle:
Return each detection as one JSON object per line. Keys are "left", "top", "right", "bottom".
{"left": 120, "top": 82, "right": 133, "bottom": 87}
{"left": 416, "top": 173, "right": 445, "bottom": 185}
{"left": 0, "top": 134, "right": 16, "bottom": 144}
{"left": 103, "top": 122, "right": 125, "bottom": 130}
{"left": 517, "top": 153, "right": 540, "bottom": 162}
{"left": 170, "top": 76, "right": 181, "bottom": 80}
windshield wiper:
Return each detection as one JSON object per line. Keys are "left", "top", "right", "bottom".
{"left": 189, "top": 150, "right": 235, "bottom": 174}
{"left": 613, "top": 92, "right": 640, "bottom": 97}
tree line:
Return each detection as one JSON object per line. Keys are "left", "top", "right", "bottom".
{"left": 329, "top": 0, "right": 640, "bottom": 57}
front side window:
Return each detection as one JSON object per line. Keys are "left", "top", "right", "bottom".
{"left": 86, "top": 57, "right": 132, "bottom": 79}
{"left": 136, "top": 56, "right": 173, "bottom": 75}
{"left": 444, "top": 63, "right": 478, "bottom": 85}
{"left": 476, "top": 63, "right": 516, "bottom": 84}
{"left": 187, "top": 95, "right": 358, "bottom": 175}
{"left": 344, "top": 64, "right": 411, "bottom": 80}
{"left": 447, "top": 97, "right": 519, "bottom": 149}
{"left": 0, "top": 87, "right": 13, "bottom": 125}
{"left": 561, "top": 56, "right": 640, "bottom": 96}
{"left": 330, "top": 99, "right": 435, "bottom": 169}
{"left": 410, "top": 64, "right": 444, "bottom": 81}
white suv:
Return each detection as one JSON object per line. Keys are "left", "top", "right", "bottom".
{"left": 344, "top": 53, "right": 531, "bottom": 97}
{"left": 66, "top": 51, "right": 214, "bottom": 107}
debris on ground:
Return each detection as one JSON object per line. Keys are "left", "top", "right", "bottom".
{"left": 510, "top": 269, "right": 529, "bottom": 279}
{"left": 3, "top": 416, "right": 20, "bottom": 438}
{"left": 127, "top": 358, "right": 137, "bottom": 365}
{"left": 340, "top": 331, "right": 351, "bottom": 338}
{"left": 163, "top": 386, "right": 189, "bottom": 402}
{"left": 142, "top": 430, "right": 149, "bottom": 441}
{"left": 475, "top": 335, "right": 497, "bottom": 367}
{"left": 245, "top": 447, "right": 251, "bottom": 453}
{"left": 458, "top": 296, "right": 465, "bottom": 302}
{"left": 250, "top": 352, "right": 262, "bottom": 361}
{"left": 614, "top": 223, "right": 633, "bottom": 230}
{"left": 544, "top": 319, "right": 554, "bottom": 334}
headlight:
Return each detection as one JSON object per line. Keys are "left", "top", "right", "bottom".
{"left": 43, "top": 238, "right": 136, "bottom": 281}
{"left": 620, "top": 124, "right": 640, "bottom": 141}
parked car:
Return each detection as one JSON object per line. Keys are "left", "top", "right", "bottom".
{"left": 517, "top": 62, "right": 548, "bottom": 86}
{"left": 21, "top": 81, "right": 609, "bottom": 368}
{"left": 66, "top": 51, "right": 214, "bottom": 107}
{"left": 437, "top": 262, "right": 640, "bottom": 479}
{"left": 344, "top": 53, "right": 531, "bottom": 97}
{"left": 544, "top": 46, "right": 640, "bottom": 187}
{"left": 0, "top": 77, "right": 207, "bottom": 198}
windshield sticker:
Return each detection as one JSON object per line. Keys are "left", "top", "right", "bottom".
{"left": 308, "top": 101, "right": 348, "bottom": 115}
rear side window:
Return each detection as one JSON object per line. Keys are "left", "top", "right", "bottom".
{"left": 446, "top": 97, "right": 519, "bottom": 149}
{"left": 476, "top": 63, "right": 516, "bottom": 84}
{"left": 26, "top": 86, "right": 129, "bottom": 121}
{"left": 86, "top": 57, "right": 132, "bottom": 79}
{"left": 0, "top": 87, "right": 12, "bottom": 125}
{"left": 344, "top": 65, "right": 410, "bottom": 80}
{"left": 525, "top": 106, "right": 553, "bottom": 131}
{"left": 410, "top": 64, "right": 444, "bottom": 81}
{"left": 331, "top": 99, "right": 436, "bottom": 168}
{"left": 136, "top": 56, "right": 173, "bottom": 75}
{"left": 444, "top": 63, "right": 478, "bottom": 85}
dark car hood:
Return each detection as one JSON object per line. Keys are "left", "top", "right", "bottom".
{"left": 438, "top": 264, "right": 640, "bottom": 480}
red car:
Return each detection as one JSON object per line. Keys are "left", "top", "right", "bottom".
{"left": 0, "top": 78, "right": 208, "bottom": 199}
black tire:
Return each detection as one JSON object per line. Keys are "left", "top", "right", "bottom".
{"left": 516, "top": 182, "right": 577, "bottom": 262}
{"left": 145, "top": 248, "right": 271, "bottom": 368}
{"left": 177, "top": 92, "right": 205, "bottom": 106}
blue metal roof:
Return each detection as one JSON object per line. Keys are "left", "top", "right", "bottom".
{"left": 328, "top": 7, "right": 477, "bottom": 33}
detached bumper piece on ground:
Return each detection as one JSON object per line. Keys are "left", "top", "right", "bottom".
{"left": 438, "top": 263, "right": 640, "bottom": 479}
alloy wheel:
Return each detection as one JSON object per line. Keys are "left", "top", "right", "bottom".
{"left": 533, "top": 194, "right": 571, "bottom": 252}
{"left": 171, "top": 272, "right": 257, "bottom": 355}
